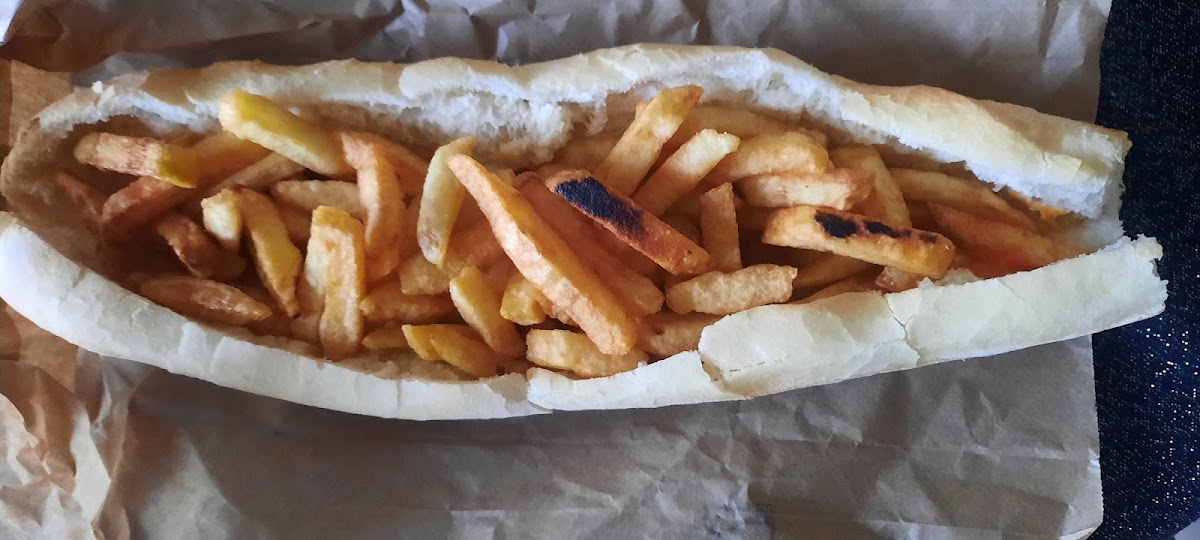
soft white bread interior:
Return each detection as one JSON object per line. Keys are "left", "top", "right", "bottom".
{"left": 0, "top": 44, "right": 1165, "bottom": 419}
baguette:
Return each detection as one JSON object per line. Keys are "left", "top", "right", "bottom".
{"left": 0, "top": 45, "right": 1165, "bottom": 420}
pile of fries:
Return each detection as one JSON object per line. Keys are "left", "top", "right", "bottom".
{"left": 54, "top": 85, "right": 1081, "bottom": 380}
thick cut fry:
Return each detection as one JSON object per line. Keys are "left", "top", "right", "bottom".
{"left": 73, "top": 132, "right": 198, "bottom": 187}
{"left": 890, "top": 169, "right": 1035, "bottom": 230}
{"left": 666, "top": 264, "right": 797, "bottom": 315}
{"left": 195, "top": 153, "right": 306, "bottom": 203}
{"left": 418, "top": 136, "right": 477, "bottom": 266}
{"left": 54, "top": 172, "right": 106, "bottom": 232}
{"left": 155, "top": 213, "right": 244, "bottom": 280}
{"left": 450, "top": 266, "right": 525, "bottom": 357}
{"left": 831, "top": 146, "right": 909, "bottom": 227}
{"left": 449, "top": 155, "right": 636, "bottom": 354}
{"left": 702, "top": 131, "right": 832, "bottom": 189}
{"left": 664, "top": 104, "right": 799, "bottom": 151}
{"left": 234, "top": 188, "right": 302, "bottom": 315}
{"left": 483, "top": 259, "right": 515, "bottom": 291}
{"left": 526, "top": 329, "right": 647, "bottom": 378}
{"left": 595, "top": 85, "right": 704, "bottom": 195}
{"left": 763, "top": 205, "right": 956, "bottom": 278}
{"left": 335, "top": 131, "right": 428, "bottom": 195}
{"left": 544, "top": 170, "right": 714, "bottom": 276}
{"left": 270, "top": 180, "right": 364, "bottom": 218}
{"left": 520, "top": 180, "right": 665, "bottom": 316}
{"left": 362, "top": 325, "right": 410, "bottom": 350}
{"left": 402, "top": 325, "right": 501, "bottom": 378}
{"left": 190, "top": 131, "right": 273, "bottom": 180}
{"left": 441, "top": 220, "right": 506, "bottom": 278}
{"left": 591, "top": 223, "right": 661, "bottom": 275}
{"left": 200, "top": 189, "right": 243, "bottom": 252}
{"left": 501, "top": 273, "right": 548, "bottom": 325}
{"left": 791, "top": 253, "right": 874, "bottom": 289}
{"left": 236, "top": 285, "right": 293, "bottom": 337}
{"left": 875, "top": 266, "right": 923, "bottom": 292}
{"left": 298, "top": 215, "right": 332, "bottom": 314}
{"left": 632, "top": 129, "right": 741, "bottom": 215}
{"left": 928, "top": 204, "right": 1074, "bottom": 271}
{"left": 290, "top": 313, "right": 321, "bottom": 344}
{"left": 139, "top": 275, "right": 271, "bottom": 325}
{"left": 636, "top": 312, "right": 721, "bottom": 358}
{"left": 699, "top": 183, "right": 742, "bottom": 272}
{"left": 218, "top": 89, "right": 350, "bottom": 175}
{"left": 401, "top": 324, "right": 476, "bottom": 360}
{"left": 661, "top": 213, "right": 701, "bottom": 245}
{"left": 396, "top": 197, "right": 422, "bottom": 262}
{"left": 360, "top": 282, "right": 455, "bottom": 324}
{"left": 737, "top": 168, "right": 872, "bottom": 210}
{"left": 554, "top": 136, "right": 619, "bottom": 170}
{"left": 793, "top": 272, "right": 878, "bottom": 304}
{"left": 340, "top": 132, "right": 406, "bottom": 281}
{"left": 278, "top": 203, "right": 312, "bottom": 244}
{"left": 312, "top": 206, "right": 366, "bottom": 360}
{"left": 397, "top": 255, "right": 453, "bottom": 295}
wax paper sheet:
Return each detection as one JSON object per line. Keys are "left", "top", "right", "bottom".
{"left": 0, "top": 1, "right": 1114, "bottom": 538}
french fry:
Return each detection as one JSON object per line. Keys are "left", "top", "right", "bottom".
{"left": 218, "top": 89, "right": 350, "bottom": 175}
{"left": 335, "top": 130, "right": 428, "bottom": 195}
{"left": 312, "top": 206, "right": 366, "bottom": 360}
{"left": 73, "top": 132, "right": 198, "bottom": 187}
{"left": 763, "top": 205, "right": 956, "bottom": 278}
{"left": 701, "top": 131, "right": 831, "bottom": 190}
{"left": 554, "top": 135, "right": 619, "bottom": 170}
{"left": 928, "top": 204, "right": 1075, "bottom": 271}
{"left": 190, "top": 131, "right": 274, "bottom": 181}
{"left": 139, "top": 275, "right": 271, "bottom": 325}
{"left": 665, "top": 264, "right": 797, "bottom": 315}
{"left": 632, "top": 129, "right": 740, "bottom": 215}
{"left": 500, "top": 272, "right": 548, "bottom": 325}
{"left": 793, "top": 272, "right": 878, "bottom": 304}
{"left": 234, "top": 188, "right": 302, "bottom": 315}
{"left": 194, "top": 153, "right": 305, "bottom": 203}
{"left": 699, "top": 183, "right": 742, "bottom": 272}
{"left": 235, "top": 285, "right": 293, "bottom": 337}
{"left": 360, "top": 282, "right": 456, "bottom": 324}
{"left": 636, "top": 312, "right": 721, "bottom": 357}
{"left": 906, "top": 201, "right": 938, "bottom": 231}
{"left": 361, "top": 325, "right": 410, "bottom": 350}
{"left": 661, "top": 212, "right": 701, "bottom": 245}
{"left": 290, "top": 313, "right": 322, "bottom": 344}
{"left": 396, "top": 197, "right": 422, "bottom": 262}
{"left": 543, "top": 169, "right": 714, "bottom": 276}
{"left": 526, "top": 329, "right": 647, "bottom": 378}
{"left": 591, "top": 223, "right": 662, "bottom": 275}
{"left": 483, "top": 259, "right": 515, "bottom": 291}
{"left": 448, "top": 155, "right": 636, "bottom": 355}
{"left": 418, "top": 136, "right": 477, "bottom": 266}
{"left": 736, "top": 168, "right": 872, "bottom": 209}
{"left": 270, "top": 180, "right": 364, "bottom": 218}
{"left": 449, "top": 266, "right": 525, "bottom": 357}
{"left": 664, "top": 104, "right": 801, "bottom": 152}
{"left": 595, "top": 85, "right": 704, "bottom": 195}
{"left": 340, "top": 132, "right": 406, "bottom": 281}
{"left": 875, "top": 266, "right": 923, "bottom": 292}
{"left": 397, "top": 254, "right": 452, "bottom": 295}
{"left": 441, "top": 220, "right": 506, "bottom": 278}
{"left": 402, "top": 325, "right": 501, "bottom": 378}
{"left": 154, "top": 213, "right": 244, "bottom": 280}
{"left": 53, "top": 172, "right": 106, "bottom": 232}
{"left": 200, "top": 189, "right": 243, "bottom": 252}
{"left": 1001, "top": 187, "right": 1073, "bottom": 222}
{"left": 831, "top": 146, "right": 910, "bottom": 227}
{"left": 890, "top": 169, "right": 1035, "bottom": 230}
{"left": 520, "top": 180, "right": 665, "bottom": 316}
{"left": 278, "top": 203, "right": 313, "bottom": 244}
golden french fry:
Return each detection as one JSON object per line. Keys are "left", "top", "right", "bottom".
{"left": 666, "top": 264, "right": 796, "bottom": 315}
{"left": 441, "top": 219, "right": 506, "bottom": 278}
{"left": 312, "top": 206, "right": 366, "bottom": 360}
{"left": 418, "top": 136, "right": 477, "bottom": 266}
{"left": 520, "top": 180, "right": 665, "bottom": 316}
{"left": 401, "top": 324, "right": 475, "bottom": 361}
{"left": 155, "top": 213, "right": 244, "bottom": 280}
{"left": 591, "top": 222, "right": 662, "bottom": 275}
{"left": 200, "top": 189, "right": 243, "bottom": 252}
{"left": 764, "top": 205, "right": 956, "bottom": 278}
{"left": 554, "top": 135, "right": 620, "bottom": 170}
{"left": 190, "top": 131, "right": 273, "bottom": 180}
{"left": 664, "top": 104, "right": 801, "bottom": 152}
{"left": 596, "top": 85, "right": 704, "bottom": 195}
{"left": 737, "top": 168, "right": 872, "bottom": 209}
{"left": 632, "top": 129, "right": 740, "bottom": 215}
{"left": 701, "top": 131, "right": 831, "bottom": 190}
{"left": 875, "top": 266, "right": 923, "bottom": 292}
{"left": 793, "top": 272, "right": 878, "bottom": 304}
{"left": 234, "top": 188, "right": 302, "bottom": 315}
{"left": 402, "top": 324, "right": 501, "bottom": 378}
{"left": 218, "top": 89, "right": 350, "bottom": 175}
{"left": 792, "top": 253, "right": 874, "bottom": 289}
{"left": 483, "top": 259, "right": 515, "bottom": 291}
{"left": 73, "top": 132, "right": 198, "bottom": 187}
{"left": 537, "top": 295, "right": 577, "bottom": 326}
{"left": 890, "top": 169, "right": 1035, "bottom": 230}
{"left": 544, "top": 170, "right": 714, "bottom": 276}
{"left": 54, "top": 171, "right": 106, "bottom": 232}
{"left": 699, "top": 183, "right": 741, "bottom": 272}
{"left": 449, "top": 155, "right": 636, "bottom": 354}
{"left": 360, "top": 282, "right": 455, "bottom": 324}
{"left": 335, "top": 131, "right": 428, "bottom": 195}
{"left": 194, "top": 153, "right": 305, "bottom": 204}
{"left": 339, "top": 132, "right": 406, "bottom": 281}
{"left": 278, "top": 202, "right": 313, "bottom": 244}
{"left": 636, "top": 312, "right": 721, "bottom": 358}
{"left": 270, "top": 180, "right": 363, "bottom": 218}
{"left": 661, "top": 213, "right": 701, "bottom": 245}
{"left": 831, "top": 146, "right": 909, "bottom": 227}
{"left": 397, "top": 254, "right": 453, "bottom": 295}
{"left": 928, "top": 203, "right": 1075, "bottom": 271}
{"left": 450, "top": 266, "right": 525, "bottom": 357}
{"left": 235, "top": 285, "right": 293, "bottom": 337}
{"left": 526, "top": 329, "right": 647, "bottom": 378}
{"left": 139, "top": 275, "right": 271, "bottom": 325}
{"left": 290, "top": 313, "right": 321, "bottom": 344}
{"left": 395, "top": 197, "right": 422, "bottom": 262}
{"left": 500, "top": 272, "right": 548, "bottom": 325}
{"left": 362, "top": 325, "right": 410, "bottom": 350}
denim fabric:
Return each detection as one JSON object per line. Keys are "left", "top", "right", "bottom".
{"left": 1092, "top": 1, "right": 1200, "bottom": 538}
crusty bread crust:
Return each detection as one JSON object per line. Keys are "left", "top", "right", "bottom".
{"left": 0, "top": 45, "right": 1165, "bottom": 420}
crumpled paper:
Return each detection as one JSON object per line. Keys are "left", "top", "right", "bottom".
{"left": 0, "top": 0, "right": 1114, "bottom": 537}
